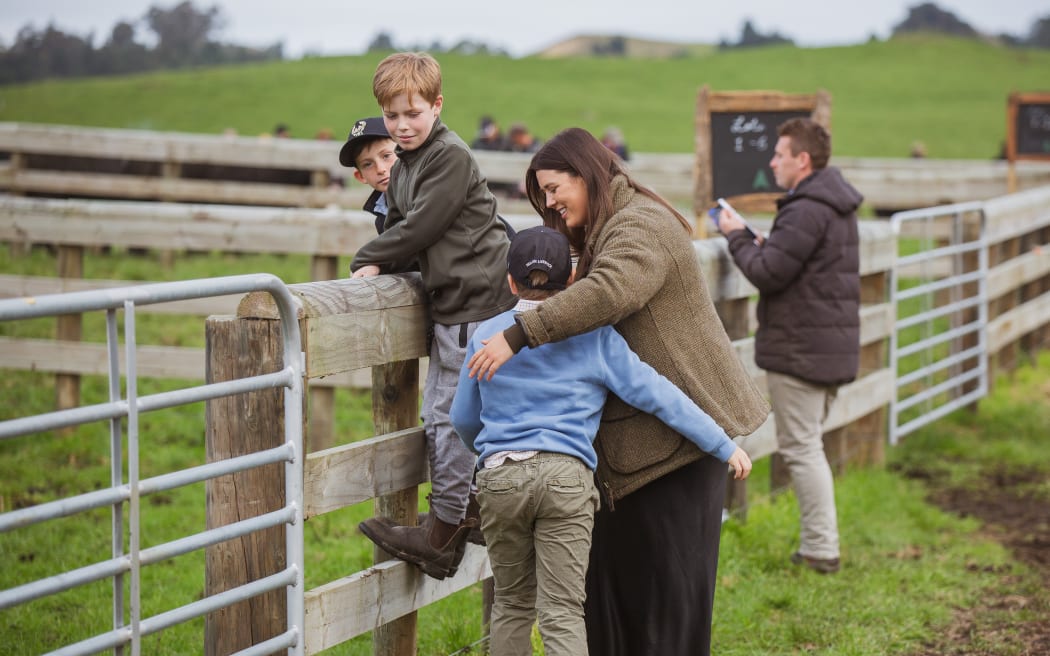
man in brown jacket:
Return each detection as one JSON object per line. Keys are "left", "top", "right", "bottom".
{"left": 718, "top": 117, "right": 862, "bottom": 574}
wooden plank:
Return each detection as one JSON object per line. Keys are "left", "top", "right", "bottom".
{"left": 303, "top": 428, "right": 426, "bottom": 518}
{"left": 0, "top": 196, "right": 378, "bottom": 256}
{"left": 987, "top": 243, "right": 1050, "bottom": 299}
{"left": 983, "top": 185, "right": 1050, "bottom": 243}
{"left": 987, "top": 290, "right": 1050, "bottom": 352}
{"left": 237, "top": 276, "right": 427, "bottom": 320}
{"left": 0, "top": 336, "right": 204, "bottom": 380}
{"left": 1, "top": 169, "right": 368, "bottom": 208}
{"left": 0, "top": 336, "right": 410, "bottom": 388}
{"left": 306, "top": 310, "right": 428, "bottom": 377}
{"left": 303, "top": 545, "right": 492, "bottom": 654}
{"left": 0, "top": 275, "right": 241, "bottom": 315}
{"left": 0, "top": 301, "right": 891, "bottom": 387}
{"left": 4, "top": 123, "right": 1050, "bottom": 212}
{"left": 0, "top": 122, "right": 343, "bottom": 170}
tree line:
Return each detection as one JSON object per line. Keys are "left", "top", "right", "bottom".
{"left": 717, "top": 3, "right": 1050, "bottom": 51}
{"left": 0, "top": 2, "right": 282, "bottom": 86}
{"left": 4, "top": 1, "right": 1047, "bottom": 86}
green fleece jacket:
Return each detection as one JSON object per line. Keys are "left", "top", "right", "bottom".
{"left": 349, "top": 118, "right": 515, "bottom": 325}
{"left": 517, "top": 175, "right": 770, "bottom": 501}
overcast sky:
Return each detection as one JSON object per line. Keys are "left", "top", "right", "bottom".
{"left": 1, "top": 0, "right": 1046, "bottom": 58}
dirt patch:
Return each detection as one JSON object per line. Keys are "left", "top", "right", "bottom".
{"left": 900, "top": 465, "right": 1050, "bottom": 655}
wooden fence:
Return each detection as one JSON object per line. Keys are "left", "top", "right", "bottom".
{"left": 5, "top": 122, "right": 1050, "bottom": 215}
{"left": 197, "top": 189, "right": 1049, "bottom": 652}
{"left": 193, "top": 220, "right": 898, "bottom": 653}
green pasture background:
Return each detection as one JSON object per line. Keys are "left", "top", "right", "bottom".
{"left": 2, "top": 35, "right": 1049, "bottom": 159}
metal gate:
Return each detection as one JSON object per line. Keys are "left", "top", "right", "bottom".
{"left": 0, "top": 274, "right": 305, "bottom": 656}
{"left": 889, "top": 202, "right": 989, "bottom": 444}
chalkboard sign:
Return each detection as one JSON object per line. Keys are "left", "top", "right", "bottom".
{"left": 1009, "top": 93, "right": 1050, "bottom": 159}
{"left": 693, "top": 87, "right": 831, "bottom": 228}
{"left": 709, "top": 110, "right": 811, "bottom": 199}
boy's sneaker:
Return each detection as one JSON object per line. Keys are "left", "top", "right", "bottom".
{"left": 790, "top": 551, "right": 840, "bottom": 574}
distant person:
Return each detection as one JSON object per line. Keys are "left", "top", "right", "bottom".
{"left": 467, "top": 127, "right": 769, "bottom": 656}
{"left": 471, "top": 115, "right": 508, "bottom": 151}
{"left": 909, "top": 140, "right": 927, "bottom": 158}
{"left": 506, "top": 122, "right": 542, "bottom": 154}
{"left": 273, "top": 123, "right": 290, "bottom": 138}
{"left": 315, "top": 127, "right": 334, "bottom": 141}
{"left": 600, "top": 126, "right": 629, "bottom": 160}
{"left": 351, "top": 52, "right": 517, "bottom": 580}
{"left": 452, "top": 225, "right": 752, "bottom": 656}
{"left": 338, "top": 116, "right": 397, "bottom": 234}
{"left": 717, "top": 117, "right": 861, "bottom": 575}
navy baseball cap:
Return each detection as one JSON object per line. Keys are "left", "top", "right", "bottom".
{"left": 507, "top": 226, "right": 572, "bottom": 290}
{"left": 339, "top": 117, "right": 391, "bottom": 167}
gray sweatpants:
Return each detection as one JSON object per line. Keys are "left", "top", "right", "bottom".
{"left": 767, "top": 370, "right": 840, "bottom": 561}
{"left": 422, "top": 321, "right": 481, "bottom": 526}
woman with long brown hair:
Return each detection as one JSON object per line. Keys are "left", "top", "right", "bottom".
{"left": 467, "top": 127, "right": 768, "bottom": 655}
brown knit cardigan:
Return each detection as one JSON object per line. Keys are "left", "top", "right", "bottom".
{"left": 517, "top": 175, "right": 770, "bottom": 502}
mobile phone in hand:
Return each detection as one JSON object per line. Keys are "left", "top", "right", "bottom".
{"left": 707, "top": 205, "right": 722, "bottom": 230}
{"left": 716, "top": 198, "right": 759, "bottom": 241}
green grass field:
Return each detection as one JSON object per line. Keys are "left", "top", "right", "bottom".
{"left": 2, "top": 35, "right": 1049, "bottom": 159}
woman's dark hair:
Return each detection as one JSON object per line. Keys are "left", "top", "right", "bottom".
{"left": 525, "top": 127, "right": 691, "bottom": 277}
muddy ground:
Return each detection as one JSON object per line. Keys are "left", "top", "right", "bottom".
{"left": 896, "top": 464, "right": 1050, "bottom": 655}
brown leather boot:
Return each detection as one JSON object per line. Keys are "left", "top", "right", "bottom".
{"left": 417, "top": 492, "right": 486, "bottom": 546}
{"left": 359, "top": 514, "right": 476, "bottom": 580}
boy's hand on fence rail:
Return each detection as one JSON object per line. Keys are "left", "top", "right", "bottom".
{"left": 351, "top": 265, "right": 381, "bottom": 278}
{"left": 468, "top": 332, "right": 514, "bottom": 381}
{"left": 727, "top": 447, "right": 753, "bottom": 480}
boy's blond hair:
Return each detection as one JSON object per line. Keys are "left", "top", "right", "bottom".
{"left": 372, "top": 52, "right": 442, "bottom": 108}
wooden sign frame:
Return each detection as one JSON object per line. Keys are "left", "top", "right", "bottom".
{"left": 1006, "top": 91, "right": 1050, "bottom": 192}
{"left": 693, "top": 86, "right": 831, "bottom": 233}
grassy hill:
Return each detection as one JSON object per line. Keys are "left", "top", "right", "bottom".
{"left": 0, "top": 35, "right": 1048, "bottom": 158}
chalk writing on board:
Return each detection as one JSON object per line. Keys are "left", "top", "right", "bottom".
{"left": 710, "top": 110, "right": 809, "bottom": 200}
{"left": 1015, "top": 102, "right": 1050, "bottom": 156}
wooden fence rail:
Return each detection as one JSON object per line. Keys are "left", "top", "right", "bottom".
{"left": 5, "top": 122, "right": 1050, "bottom": 216}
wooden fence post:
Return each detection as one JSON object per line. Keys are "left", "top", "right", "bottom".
{"left": 989, "top": 235, "right": 1023, "bottom": 381}
{"left": 828, "top": 270, "right": 889, "bottom": 471}
{"left": 371, "top": 359, "right": 421, "bottom": 656}
{"left": 715, "top": 296, "right": 751, "bottom": 517}
{"left": 204, "top": 315, "right": 290, "bottom": 654}
{"left": 55, "top": 245, "right": 83, "bottom": 429}
{"left": 306, "top": 255, "right": 340, "bottom": 453}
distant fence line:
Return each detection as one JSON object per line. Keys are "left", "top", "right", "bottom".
{"left": 4, "top": 122, "right": 1050, "bottom": 216}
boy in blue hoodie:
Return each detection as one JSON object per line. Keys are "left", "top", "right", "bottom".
{"left": 450, "top": 226, "right": 752, "bottom": 656}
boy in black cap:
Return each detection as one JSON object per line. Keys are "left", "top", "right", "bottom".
{"left": 339, "top": 116, "right": 397, "bottom": 234}
{"left": 450, "top": 226, "right": 753, "bottom": 656}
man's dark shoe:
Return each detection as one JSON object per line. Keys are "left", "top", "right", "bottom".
{"left": 790, "top": 551, "right": 840, "bottom": 574}
{"left": 359, "top": 515, "right": 476, "bottom": 580}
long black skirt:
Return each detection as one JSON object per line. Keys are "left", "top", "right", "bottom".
{"left": 585, "top": 455, "right": 728, "bottom": 656}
